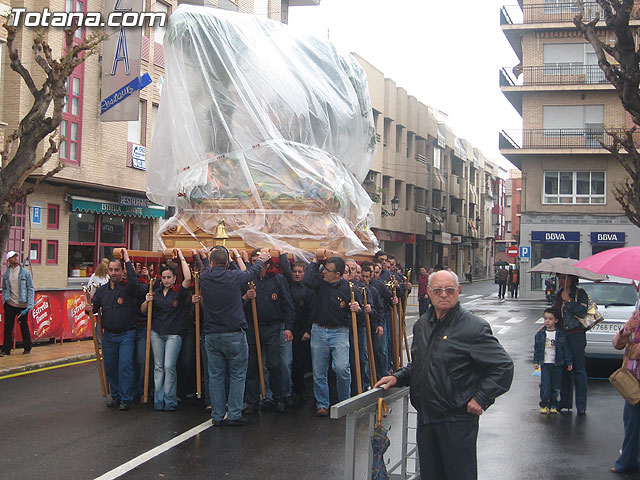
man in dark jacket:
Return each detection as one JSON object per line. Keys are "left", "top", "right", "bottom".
{"left": 375, "top": 270, "right": 514, "bottom": 480}
{"left": 197, "top": 247, "right": 270, "bottom": 426}
{"left": 304, "top": 255, "right": 362, "bottom": 416}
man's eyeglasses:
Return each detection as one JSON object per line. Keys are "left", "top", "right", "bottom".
{"left": 324, "top": 268, "right": 337, "bottom": 274}
{"left": 429, "top": 287, "right": 457, "bottom": 296}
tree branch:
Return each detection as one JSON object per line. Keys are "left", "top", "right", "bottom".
{"left": 3, "top": 23, "right": 39, "bottom": 97}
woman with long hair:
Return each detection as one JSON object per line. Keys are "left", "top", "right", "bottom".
{"left": 142, "top": 249, "right": 192, "bottom": 411}
{"left": 89, "top": 258, "right": 110, "bottom": 295}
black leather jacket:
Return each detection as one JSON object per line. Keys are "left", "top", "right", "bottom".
{"left": 394, "top": 303, "right": 513, "bottom": 424}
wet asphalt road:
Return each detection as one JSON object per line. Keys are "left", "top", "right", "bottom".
{"left": 0, "top": 280, "right": 632, "bottom": 480}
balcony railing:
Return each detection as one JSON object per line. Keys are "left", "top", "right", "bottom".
{"left": 501, "top": 2, "right": 603, "bottom": 25}
{"left": 500, "top": 128, "right": 625, "bottom": 150}
{"left": 500, "top": 64, "right": 609, "bottom": 87}
{"left": 415, "top": 153, "right": 428, "bottom": 164}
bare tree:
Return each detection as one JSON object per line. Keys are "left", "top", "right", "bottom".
{"left": 0, "top": 22, "right": 105, "bottom": 259}
{"left": 574, "top": 0, "right": 640, "bottom": 227}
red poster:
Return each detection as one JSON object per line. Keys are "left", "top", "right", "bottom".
{"left": 30, "top": 293, "right": 54, "bottom": 339}
{"left": 65, "top": 292, "right": 91, "bottom": 339}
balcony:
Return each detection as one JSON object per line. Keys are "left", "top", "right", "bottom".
{"left": 500, "top": 2, "right": 602, "bottom": 26}
{"left": 448, "top": 214, "right": 462, "bottom": 236}
{"left": 501, "top": 64, "right": 609, "bottom": 87}
{"left": 499, "top": 128, "right": 624, "bottom": 167}
{"left": 448, "top": 173, "right": 466, "bottom": 200}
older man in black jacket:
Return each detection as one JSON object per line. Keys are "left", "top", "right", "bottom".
{"left": 375, "top": 270, "right": 513, "bottom": 480}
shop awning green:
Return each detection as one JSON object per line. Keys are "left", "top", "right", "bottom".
{"left": 70, "top": 196, "right": 166, "bottom": 219}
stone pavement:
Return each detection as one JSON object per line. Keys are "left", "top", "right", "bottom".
{"left": 0, "top": 339, "right": 95, "bottom": 377}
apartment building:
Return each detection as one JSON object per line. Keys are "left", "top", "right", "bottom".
{"left": 499, "top": 0, "right": 640, "bottom": 298}
{"left": 1, "top": 0, "right": 317, "bottom": 289}
{"left": 355, "top": 54, "right": 501, "bottom": 279}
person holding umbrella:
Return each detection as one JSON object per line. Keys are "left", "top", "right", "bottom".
{"left": 554, "top": 273, "right": 589, "bottom": 415}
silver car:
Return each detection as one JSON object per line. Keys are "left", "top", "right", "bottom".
{"left": 581, "top": 279, "right": 637, "bottom": 359}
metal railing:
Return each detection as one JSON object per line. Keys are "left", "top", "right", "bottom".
{"left": 500, "top": 64, "right": 609, "bottom": 87}
{"left": 331, "top": 387, "right": 419, "bottom": 480}
{"left": 500, "top": 128, "right": 624, "bottom": 149}
{"left": 501, "top": 2, "right": 603, "bottom": 25}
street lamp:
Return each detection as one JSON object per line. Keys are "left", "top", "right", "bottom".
{"left": 381, "top": 196, "right": 400, "bottom": 217}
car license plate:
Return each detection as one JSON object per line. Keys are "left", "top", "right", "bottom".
{"left": 591, "top": 323, "right": 623, "bottom": 333}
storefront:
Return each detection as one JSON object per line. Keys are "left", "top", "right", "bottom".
{"left": 67, "top": 196, "right": 165, "bottom": 281}
{"left": 590, "top": 231, "right": 625, "bottom": 255}
{"left": 531, "top": 230, "right": 580, "bottom": 290}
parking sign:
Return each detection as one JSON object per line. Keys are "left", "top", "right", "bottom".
{"left": 519, "top": 245, "right": 531, "bottom": 262}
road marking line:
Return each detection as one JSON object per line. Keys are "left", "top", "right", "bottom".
{"left": 484, "top": 316, "right": 498, "bottom": 323}
{"left": 0, "top": 359, "right": 95, "bottom": 380}
{"left": 94, "top": 419, "right": 212, "bottom": 480}
{"left": 466, "top": 294, "right": 482, "bottom": 299}
{"left": 535, "top": 317, "right": 544, "bottom": 324}
{"left": 495, "top": 326, "right": 511, "bottom": 335}
{"left": 505, "top": 317, "right": 525, "bottom": 324}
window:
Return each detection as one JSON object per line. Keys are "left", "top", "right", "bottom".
{"left": 60, "top": 0, "right": 86, "bottom": 165}
{"left": 29, "top": 239, "right": 41, "bottom": 265}
{"left": 46, "top": 240, "right": 58, "bottom": 265}
{"left": 407, "top": 132, "right": 414, "bottom": 158}
{"left": 395, "top": 125, "right": 403, "bottom": 153}
{"left": 383, "top": 118, "right": 391, "bottom": 147}
{"left": 154, "top": 1, "right": 169, "bottom": 45}
{"left": 543, "top": 171, "right": 605, "bottom": 204}
{"left": 128, "top": 100, "right": 147, "bottom": 145}
{"left": 543, "top": 105, "right": 603, "bottom": 130}
{"left": 254, "top": 0, "right": 269, "bottom": 16}
{"left": 150, "top": 103, "right": 159, "bottom": 142}
{"left": 47, "top": 204, "right": 59, "bottom": 229}
{"left": 433, "top": 146, "right": 442, "bottom": 169}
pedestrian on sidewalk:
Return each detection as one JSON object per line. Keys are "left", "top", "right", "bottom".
{"left": 1, "top": 251, "right": 34, "bottom": 355}
{"left": 533, "top": 308, "right": 572, "bottom": 414}
{"left": 610, "top": 310, "right": 640, "bottom": 474}
{"left": 142, "top": 249, "right": 191, "bottom": 412}
{"left": 87, "top": 249, "right": 139, "bottom": 411}
{"left": 496, "top": 266, "right": 508, "bottom": 300}
{"left": 375, "top": 270, "right": 513, "bottom": 480}
{"left": 417, "top": 267, "right": 430, "bottom": 317}
{"left": 509, "top": 268, "right": 520, "bottom": 299}
{"left": 465, "top": 261, "right": 473, "bottom": 284}
{"left": 554, "top": 273, "right": 589, "bottom": 415}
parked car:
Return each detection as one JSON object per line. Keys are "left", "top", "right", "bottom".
{"left": 580, "top": 278, "right": 637, "bottom": 359}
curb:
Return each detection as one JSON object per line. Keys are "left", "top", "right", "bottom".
{"left": 0, "top": 352, "right": 96, "bottom": 377}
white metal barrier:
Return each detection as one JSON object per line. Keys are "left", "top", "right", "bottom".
{"left": 330, "top": 387, "right": 420, "bottom": 480}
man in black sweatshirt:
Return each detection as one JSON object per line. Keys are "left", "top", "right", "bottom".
{"left": 303, "top": 255, "right": 362, "bottom": 417}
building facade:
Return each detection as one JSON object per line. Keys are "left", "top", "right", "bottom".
{"left": 355, "top": 54, "right": 501, "bottom": 280}
{"left": 499, "top": 0, "right": 640, "bottom": 297}
{"left": 1, "top": 0, "right": 316, "bottom": 290}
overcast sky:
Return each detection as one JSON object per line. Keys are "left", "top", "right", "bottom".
{"left": 288, "top": 0, "right": 522, "bottom": 173}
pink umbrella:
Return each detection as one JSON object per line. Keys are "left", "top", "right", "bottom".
{"left": 573, "top": 247, "right": 640, "bottom": 281}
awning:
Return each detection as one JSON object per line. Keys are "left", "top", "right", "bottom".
{"left": 70, "top": 195, "right": 166, "bottom": 219}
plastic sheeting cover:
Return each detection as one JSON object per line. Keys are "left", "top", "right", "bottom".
{"left": 147, "top": 5, "right": 377, "bottom": 256}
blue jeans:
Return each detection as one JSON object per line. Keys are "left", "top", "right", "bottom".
{"left": 134, "top": 325, "right": 148, "bottom": 399}
{"left": 560, "top": 332, "right": 587, "bottom": 411}
{"left": 102, "top": 330, "right": 135, "bottom": 402}
{"left": 539, "top": 363, "right": 562, "bottom": 408}
{"left": 281, "top": 326, "right": 293, "bottom": 398}
{"left": 205, "top": 331, "right": 249, "bottom": 422}
{"left": 150, "top": 331, "right": 183, "bottom": 411}
{"left": 310, "top": 324, "right": 351, "bottom": 409}
{"left": 615, "top": 401, "right": 640, "bottom": 472}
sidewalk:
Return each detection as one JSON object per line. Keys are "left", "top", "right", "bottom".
{"left": 0, "top": 339, "right": 96, "bottom": 377}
